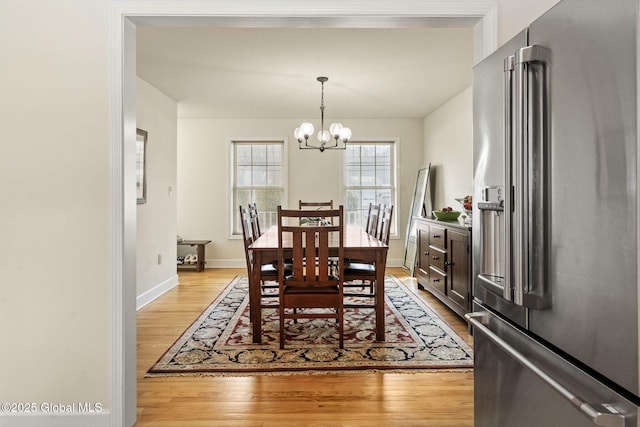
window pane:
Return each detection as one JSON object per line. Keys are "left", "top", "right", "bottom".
{"left": 252, "top": 165, "right": 266, "bottom": 186}
{"left": 346, "top": 189, "right": 361, "bottom": 210}
{"left": 376, "top": 165, "right": 391, "bottom": 186}
{"left": 361, "top": 164, "right": 376, "bottom": 186}
{"left": 237, "top": 145, "right": 252, "bottom": 164}
{"left": 267, "top": 144, "right": 282, "bottom": 163}
{"left": 267, "top": 165, "right": 282, "bottom": 186}
{"left": 346, "top": 145, "right": 360, "bottom": 163}
{"left": 345, "top": 189, "right": 363, "bottom": 227}
{"left": 362, "top": 189, "right": 376, "bottom": 207}
{"left": 376, "top": 189, "right": 392, "bottom": 206}
{"left": 252, "top": 145, "right": 267, "bottom": 163}
{"left": 345, "top": 163, "right": 361, "bottom": 186}
{"left": 361, "top": 145, "right": 375, "bottom": 163}
{"left": 236, "top": 165, "right": 252, "bottom": 186}
{"left": 376, "top": 144, "right": 390, "bottom": 160}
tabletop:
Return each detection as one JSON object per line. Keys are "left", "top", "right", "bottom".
{"left": 249, "top": 225, "right": 387, "bottom": 250}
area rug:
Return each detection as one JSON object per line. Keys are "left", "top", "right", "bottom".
{"left": 146, "top": 275, "right": 473, "bottom": 376}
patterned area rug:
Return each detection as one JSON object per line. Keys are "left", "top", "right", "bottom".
{"left": 147, "top": 275, "right": 473, "bottom": 376}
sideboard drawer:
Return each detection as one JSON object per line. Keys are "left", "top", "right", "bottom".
{"left": 429, "top": 225, "right": 446, "bottom": 250}
{"left": 429, "top": 266, "right": 447, "bottom": 294}
{"left": 429, "top": 246, "right": 446, "bottom": 272}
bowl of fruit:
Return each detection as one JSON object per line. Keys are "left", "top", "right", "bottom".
{"left": 455, "top": 195, "right": 473, "bottom": 214}
{"left": 432, "top": 207, "right": 461, "bottom": 221}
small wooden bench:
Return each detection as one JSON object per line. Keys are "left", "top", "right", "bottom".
{"left": 177, "top": 240, "right": 211, "bottom": 272}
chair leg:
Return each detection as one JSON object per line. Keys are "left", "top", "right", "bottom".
{"left": 279, "top": 306, "right": 285, "bottom": 350}
{"left": 338, "top": 310, "right": 344, "bottom": 349}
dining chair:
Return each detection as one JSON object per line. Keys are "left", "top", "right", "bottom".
{"left": 277, "top": 205, "right": 345, "bottom": 349}
{"left": 343, "top": 204, "right": 393, "bottom": 308}
{"left": 239, "top": 205, "right": 279, "bottom": 308}
{"left": 344, "top": 202, "right": 381, "bottom": 275}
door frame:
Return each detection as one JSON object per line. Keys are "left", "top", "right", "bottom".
{"left": 108, "top": 1, "right": 497, "bottom": 425}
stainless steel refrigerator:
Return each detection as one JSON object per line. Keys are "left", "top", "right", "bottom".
{"left": 469, "top": 0, "right": 640, "bottom": 425}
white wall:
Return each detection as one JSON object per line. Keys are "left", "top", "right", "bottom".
{"left": 0, "top": 0, "right": 110, "bottom": 421}
{"left": 496, "top": 0, "right": 561, "bottom": 43}
{"left": 177, "top": 118, "right": 424, "bottom": 267}
{"left": 424, "top": 87, "right": 474, "bottom": 211}
{"left": 136, "top": 78, "right": 179, "bottom": 308}
{"left": 0, "top": 0, "right": 563, "bottom": 425}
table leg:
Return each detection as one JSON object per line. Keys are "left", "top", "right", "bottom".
{"left": 250, "top": 252, "right": 262, "bottom": 343}
{"left": 196, "top": 244, "right": 205, "bottom": 272}
{"left": 375, "top": 249, "right": 388, "bottom": 341}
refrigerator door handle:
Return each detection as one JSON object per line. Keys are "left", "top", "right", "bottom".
{"left": 503, "top": 54, "right": 515, "bottom": 302}
{"left": 465, "top": 312, "right": 627, "bottom": 427}
{"left": 513, "top": 44, "right": 552, "bottom": 309}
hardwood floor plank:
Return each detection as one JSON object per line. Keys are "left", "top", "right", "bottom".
{"left": 136, "top": 268, "right": 474, "bottom": 426}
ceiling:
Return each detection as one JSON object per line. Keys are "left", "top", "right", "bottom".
{"left": 136, "top": 26, "right": 474, "bottom": 120}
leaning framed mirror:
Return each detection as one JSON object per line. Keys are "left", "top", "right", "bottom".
{"left": 403, "top": 164, "right": 432, "bottom": 274}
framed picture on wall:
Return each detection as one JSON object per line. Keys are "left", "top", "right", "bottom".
{"left": 136, "top": 128, "right": 148, "bottom": 204}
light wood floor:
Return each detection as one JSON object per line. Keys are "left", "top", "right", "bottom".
{"left": 136, "top": 267, "right": 474, "bottom": 426}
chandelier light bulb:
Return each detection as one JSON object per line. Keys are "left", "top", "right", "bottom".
{"left": 300, "top": 122, "right": 314, "bottom": 139}
{"left": 339, "top": 127, "right": 352, "bottom": 142}
{"left": 329, "top": 122, "right": 343, "bottom": 139}
{"left": 318, "top": 129, "right": 331, "bottom": 143}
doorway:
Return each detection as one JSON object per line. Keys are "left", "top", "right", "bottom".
{"left": 110, "top": 3, "right": 496, "bottom": 425}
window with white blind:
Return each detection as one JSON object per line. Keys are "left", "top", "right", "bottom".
{"left": 344, "top": 141, "right": 397, "bottom": 236}
{"left": 231, "top": 140, "right": 285, "bottom": 235}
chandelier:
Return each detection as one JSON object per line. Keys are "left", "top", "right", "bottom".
{"left": 294, "top": 76, "right": 352, "bottom": 152}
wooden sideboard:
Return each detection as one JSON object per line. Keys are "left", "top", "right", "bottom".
{"left": 413, "top": 217, "right": 472, "bottom": 318}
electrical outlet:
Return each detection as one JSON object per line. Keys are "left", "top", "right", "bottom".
{"left": 157, "top": 254, "right": 162, "bottom": 264}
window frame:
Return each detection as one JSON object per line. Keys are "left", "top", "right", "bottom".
{"left": 341, "top": 138, "right": 399, "bottom": 239}
{"left": 228, "top": 137, "right": 288, "bottom": 238}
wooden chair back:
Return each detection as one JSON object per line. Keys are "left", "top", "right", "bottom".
{"left": 298, "top": 200, "right": 334, "bottom": 209}
{"left": 365, "top": 203, "right": 381, "bottom": 238}
{"left": 378, "top": 204, "right": 394, "bottom": 245}
{"left": 248, "top": 202, "right": 262, "bottom": 236}
{"left": 239, "top": 205, "right": 257, "bottom": 274}
{"left": 277, "top": 205, "right": 345, "bottom": 349}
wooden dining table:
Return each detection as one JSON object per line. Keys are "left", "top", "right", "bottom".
{"left": 248, "top": 224, "right": 389, "bottom": 344}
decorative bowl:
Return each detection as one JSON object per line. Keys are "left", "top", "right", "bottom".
{"left": 432, "top": 210, "right": 461, "bottom": 221}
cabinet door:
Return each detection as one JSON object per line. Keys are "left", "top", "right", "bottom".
{"left": 447, "top": 229, "right": 470, "bottom": 311}
{"left": 417, "top": 223, "right": 430, "bottom": 276}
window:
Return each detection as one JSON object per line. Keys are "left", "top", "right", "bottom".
{"left": 344, "top": 141, "right": 397, "bottom": 236}
{"left": 231, "top": 140, "right": 285, "bottom": 235}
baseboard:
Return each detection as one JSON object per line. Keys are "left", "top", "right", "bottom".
{"left": 203, "top": 258, "right": 405, "bottom": 269}
{"left": 136, "top": 274, "right": 179, "bottom": 310}
{"left": 204, "top": 259, "right": 246, "bottom": 269}
{"left": 386, "top": 258, "right": 404, "bottom": 268}
{"left": 1, "top": 412, "right": 110, "bottom": 427}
